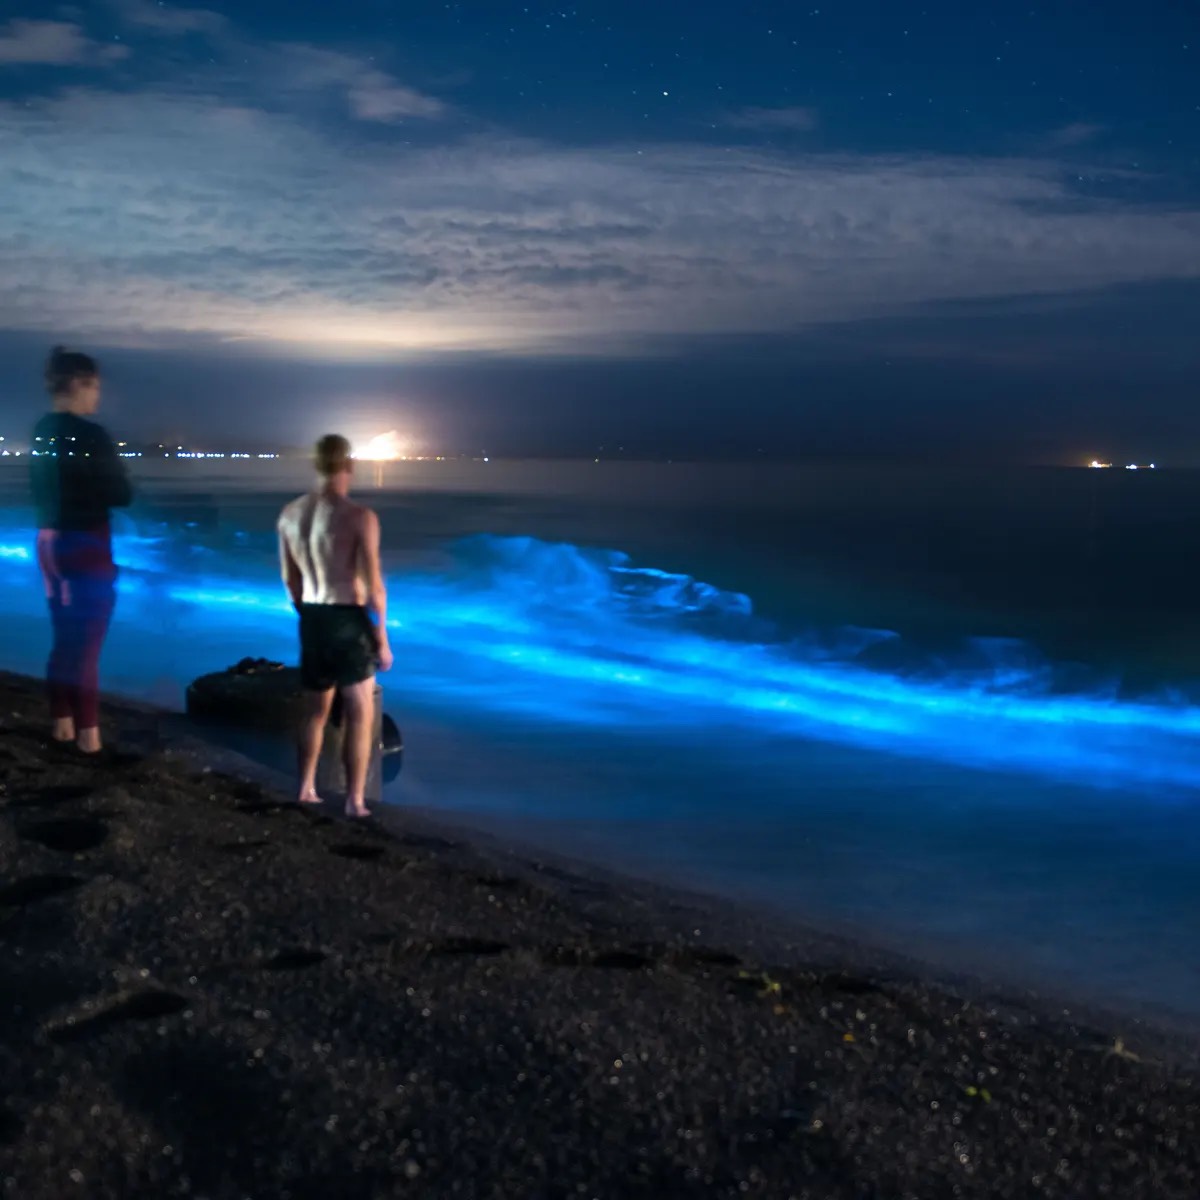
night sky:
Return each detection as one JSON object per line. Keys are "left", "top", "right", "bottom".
{"left": 0, "top": 1, "right": 1197, "bottom": 460}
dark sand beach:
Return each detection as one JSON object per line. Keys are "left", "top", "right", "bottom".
{"left": 1, "top": 670, "right": 1198, "bottom": 1199}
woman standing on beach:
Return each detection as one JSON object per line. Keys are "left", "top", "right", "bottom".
{"left": 29, "top": 346, "right": 132, "bottom": 753}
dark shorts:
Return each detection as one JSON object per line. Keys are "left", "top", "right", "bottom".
{"left": 298, "top": 604, "right": 377, "bottom": 691}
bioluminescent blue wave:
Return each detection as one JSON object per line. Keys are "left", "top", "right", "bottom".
{"left": 4, "top": 523, "right": 1200, "bottom": 790}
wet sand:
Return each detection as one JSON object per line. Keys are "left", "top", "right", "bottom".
{"left": 1, "top": 669, "right": 1197, "bottom": 1198}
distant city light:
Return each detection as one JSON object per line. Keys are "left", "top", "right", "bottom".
{"left": 155, "top": 450, "right": 279, "bottom": 459}
{"left": 0, "top": 437, "right": 445, "bottom": 465}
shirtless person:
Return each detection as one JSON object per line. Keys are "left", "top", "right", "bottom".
{"left": 277, "top": 434, "right": 393, "bottom": 818}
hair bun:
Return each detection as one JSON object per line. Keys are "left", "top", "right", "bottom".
{"left": 45, "top": 344, "right": 98, "bottom": 396}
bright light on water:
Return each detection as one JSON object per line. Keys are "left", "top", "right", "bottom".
{"left": 4, "top": 522, "right": 1200, "bottom": 792}
{"left": 354, "top": 431, "right": 408, "bottom": 461}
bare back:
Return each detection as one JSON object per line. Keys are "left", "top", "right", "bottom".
{"left": 277, "top": 491, "right": 367, "bottom": 605}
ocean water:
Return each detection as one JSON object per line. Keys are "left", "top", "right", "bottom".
{"left": 3, "top": 457, "right": 1200, "bottom": 1027}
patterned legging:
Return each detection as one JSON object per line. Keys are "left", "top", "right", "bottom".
{"left": 38, "top": 527, "right": 117, "bottom": 731}
{"left": 46, "top": 578, "right": 116, "bottom": 730}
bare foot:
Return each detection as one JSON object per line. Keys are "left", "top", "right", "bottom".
{"left": 345, "top": 799, "right": 371, "bottom": 820}
{"left": 76, "top": 727, "right": 102, "bottom": 754}
{"left": 297, "top": 788, "right": 324, "bottom": 806}
{"left": 52, "top": 717, "right": 75, "bottom": 743}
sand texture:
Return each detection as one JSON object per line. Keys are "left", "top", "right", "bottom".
{"left": 1, "top": 671, "right": 1198, "bottom": 1198}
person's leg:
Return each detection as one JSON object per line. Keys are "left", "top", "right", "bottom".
{"left": 339, "top": 676, "right": 376, "bottom": 818}
{"left": 73, "top": 581, "right": 116, "bottom": 754}
{"left": 297, "top": 687, "right": 336, "bottom": 803}
{"left": 45, "top": 594, "right": 76, "bottom": 742}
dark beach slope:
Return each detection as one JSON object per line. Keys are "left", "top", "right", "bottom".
{"left": 0, "top": 671, "right": 1197, "bottom": 1199}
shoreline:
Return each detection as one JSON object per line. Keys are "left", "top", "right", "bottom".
{"left": 172, "top": 677, "right": 1200, "bottom": 1054}
{"left": 2, "top": 669, "right": 1198, "bottom": 1197}
{"left": 383, "top": 794, "right": 1200, "bottom": 1052}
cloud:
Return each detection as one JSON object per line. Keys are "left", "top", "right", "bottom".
{"left": 0, "top": 18, "right": 129, "bottom": 65}
{"left": 0, "top": 87, "right": 1198, "bottom": 358}
{"left": 111, "top": 0, "right": 228, "bottom": 37}
{"left": 348, "top": 76, "right": 446, "bottom": 122}
{"left": 723, "top": 106, "right": 819, "bottom": 132}
{"left": 1047, "top": 122, "right": 1106, "bottom": 148}
{"left": 270, "top": 44, "right": 446, "bottom": 123}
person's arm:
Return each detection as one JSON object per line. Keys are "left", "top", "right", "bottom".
{"left": 29, "top": 431, "right": 65, "bottom": 597}
{"left": 91, "top": 426, "right": 132, "bottom": 509}
{"left": 29, "top": 442, "right": 63, "bottom": 529}
{"left": 278, "top": 522, "right": 304, "bottom": 610}
{"left": 360, "top": 508, "right": 392, "bottom": 671}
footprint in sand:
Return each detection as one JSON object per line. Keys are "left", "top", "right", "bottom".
{"left": 8, "top": 784, "right": 95, "bottom": 810}
{"left": 474, "top": 874, "right": 524, "bottom": 891}
{"left": 234, "top": 799, "right": 290, "bottom": 816}
{"left": 263, "top": 949, "right": 328, "bottom": 970}
{"left": 47, "top": 990, "right": 188, "bottom": 1044}
{"left": 19, "top": 816, "right": 109, "bottom": 854}
{"left": 542, "top": 947, "right": 654, "bottom": 970}
{"left": 591, "top": 950, "right": 654, "bottom": 970}
{"left": 328, "top": 843, "right": 386, "bottom": 862}
{"left": 426, "top": 936, "right": 510, "bottom": 958}
{"left": 214, "top": 838, "right": 271, "bottom": 853}
{"left": 400, "top": 833, "right": 460, "bottom": 851}
{"left": 0, "top": 874, "right": 86, "bottom": 907}
{"left": 0, "top": 1105, "right": 21, "bottom": 1146}
{"left": 672, "top": 948, "right": 742, "bottom": 969}
{"left": 811, "top": 973, "right": 886, "bottom": 997}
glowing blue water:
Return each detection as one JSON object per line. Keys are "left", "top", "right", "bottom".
{"left": 4, "top": 491, "right": 1200, "bottom": 1026}
{"left": 3, "top": 518, "right": 1200, "bottom": 793}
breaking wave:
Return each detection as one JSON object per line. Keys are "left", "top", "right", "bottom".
{"left": 3, "top": 516, "right": 1200, "bottom": 790}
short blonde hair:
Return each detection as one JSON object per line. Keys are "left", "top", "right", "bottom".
{"left": 313, "top": 433, "right": 353, "bottom": 477}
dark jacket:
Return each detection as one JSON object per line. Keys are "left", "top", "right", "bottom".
{"left": 29, "top": 412, "right": 133, "bottom": 532}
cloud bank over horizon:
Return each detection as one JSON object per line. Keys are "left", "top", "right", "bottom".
{"left": 1, "top": 5, "right": 1198, "bottom": 361}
